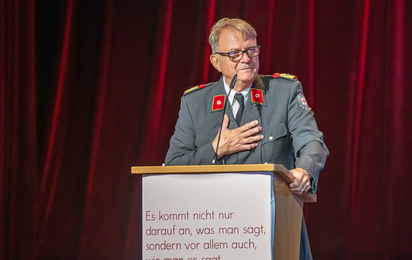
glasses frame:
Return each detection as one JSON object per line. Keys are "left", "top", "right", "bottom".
{"left": 214, "top": 45, "right": 261, "bottom": 61}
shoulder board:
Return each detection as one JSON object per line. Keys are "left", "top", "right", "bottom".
{"left": 183, "top": 82, "right": 214, "bottom": 95}
{"left": 267, "top": 73, "right": 297, "bottom": 81}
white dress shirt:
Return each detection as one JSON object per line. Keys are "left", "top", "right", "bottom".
{"left": 223, "top": 76, "right": 251, "bottom": 119}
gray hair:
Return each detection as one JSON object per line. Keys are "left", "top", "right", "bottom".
{"left": 209, "top": 18, "right": 257, "bottom": 52}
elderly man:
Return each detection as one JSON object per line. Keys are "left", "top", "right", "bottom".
{"left": 165, "top": 17, "right": 328, "bottom": 259}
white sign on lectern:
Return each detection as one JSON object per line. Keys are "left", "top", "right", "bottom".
{"left": 142, "top": 172, "right": 274, "bottom": 260}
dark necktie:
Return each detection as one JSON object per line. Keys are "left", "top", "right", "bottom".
{"left": 234, "top": 93, "right": 245, "bottom": 126}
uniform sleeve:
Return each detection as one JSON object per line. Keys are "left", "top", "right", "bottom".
{"left": 165, "top": 96, "right": 216, "bottom": 165}
{"left": 287, "top": 80, "right": 329, "bottom": 193}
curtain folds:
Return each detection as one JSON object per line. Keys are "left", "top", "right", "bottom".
{"left": 0, "top": 1, "right": 37, "bottom": 259}
{"left": 1, "top": 0, "right": 411, "bottom": 259}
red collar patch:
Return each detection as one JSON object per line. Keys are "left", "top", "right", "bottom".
{"left": 212, "top": 95, "right": 226, "bottom": 111}
{"left": 251, "top": 89, "right": 264, "bottom": 104}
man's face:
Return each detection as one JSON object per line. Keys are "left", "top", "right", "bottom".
{"left": 211, "top": 28, "right": 259, "bottom": 91}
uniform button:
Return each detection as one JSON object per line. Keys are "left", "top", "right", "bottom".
{"left": 269, "top": 136, "right": 274, "bottom": 140}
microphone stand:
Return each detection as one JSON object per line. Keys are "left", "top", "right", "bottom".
{"left": 212, "top": 74, "right": 237, "bottom": 165}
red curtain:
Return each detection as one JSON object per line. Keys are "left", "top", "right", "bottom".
{"left": 1, "top": 0, "right": 411, "bottom": 259}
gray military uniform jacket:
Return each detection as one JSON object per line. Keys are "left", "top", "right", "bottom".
{"left": 165, "top": 74, "right": 329, "bottom": 259}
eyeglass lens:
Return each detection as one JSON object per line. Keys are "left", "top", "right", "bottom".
{"left": 230, "top": 47, "right": 260, "bottom": 61}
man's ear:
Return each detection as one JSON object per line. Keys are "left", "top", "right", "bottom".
{"left": 210, "top": 54, "right": 221, "bottom": 72}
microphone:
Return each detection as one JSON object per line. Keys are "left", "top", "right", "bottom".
{"left": 212, "top": 74, "right": 237, "bottom": 164}
{"left": 229, "top": 74, "right": 237, "bottom": 89}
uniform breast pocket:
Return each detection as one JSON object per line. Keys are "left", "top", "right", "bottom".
{"left": 262, "top": 123, "right": 288, "bottom": 144}
{"left": 261, "top": 123, "right": 291, "bottom": 162}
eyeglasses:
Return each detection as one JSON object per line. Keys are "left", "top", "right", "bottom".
{"left": 214, "top": 46, "right": 261, "bottom": 61}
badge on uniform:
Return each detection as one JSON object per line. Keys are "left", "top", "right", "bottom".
{"left": 251, "top": 89, "right": 264, "bottom": 104}
{"left": 212, "top": 94, "right": 226, "bottom": 111}
{"left": 297, "top": 92, "right": 310, "bottom": 110}
{"left": 273, "top": 73, "right": 297, "bottom": 80}
{"left": 183, "top": 83, "right": 206, "bottom": 95}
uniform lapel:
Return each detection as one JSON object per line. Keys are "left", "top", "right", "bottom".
{"left": 209, "top": 77, "right": 226, "bottom": 121}
{"left": 210, "top": 76, "right": 237, "bottom": 130}
{"left": 236, "top": 76, "right": 268, "bottom": 164}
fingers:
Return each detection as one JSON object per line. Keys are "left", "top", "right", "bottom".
{"left": 291, "top": 183, "right": 309, "bottom": 194}
{"left": 237, "top": 139, "right": 259, "bottom": 150}
{"left": 302, "top": 184, "right": 311, "bottom": 193}
{"left": 239, "top": 119, "right": 260, "bottom": 132}
{"left": 289, "top": 168, "right": 310, "bottom": 194}
{"left": 242, "top": 126, "right": 263, "bottom": 138}
{"left": 298, "top": 183, "right": 311, "bottom": 193}
{"left": 242, "top": 134, "right": 264, "bottom": 146}
{"left": 235, "top": 120, "right": 262, "bottom": 139}
{"left": 235, "top": 120, "right": 263, "bottom": 149}
{"left": 215, "top": 118, "right": 263, "bottom": 157}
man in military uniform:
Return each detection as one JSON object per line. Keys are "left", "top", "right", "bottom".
{"left": 165, "top": 17, "right": 329, "bottom": 260}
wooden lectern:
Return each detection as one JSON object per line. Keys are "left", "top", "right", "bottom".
{"left": 132, "top": 164, "right": 316, "bottom": 260}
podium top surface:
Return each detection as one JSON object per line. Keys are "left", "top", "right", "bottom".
{"left": 131, "top": 163, "right": 293, "bottom": 182}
